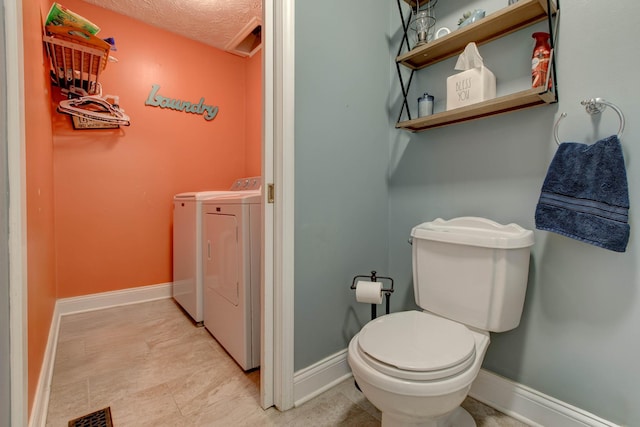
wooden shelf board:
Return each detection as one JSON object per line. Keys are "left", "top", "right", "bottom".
{"left": 403, "top": 0, "right": 435, "bottom": 8}
{"left": 397, "top": 0, "right": 557, "bottom": 70}
{"left": 396, "top": 87, "right": 556, "bottom": 132}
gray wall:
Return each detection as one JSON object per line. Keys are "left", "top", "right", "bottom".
{"left": 294, "top": 0, "right": 391, "bottom": 370}
{"left": 295, "top": 0, "right": 639, "bottom": 425}
{"left": 389, "top": 1, "right": 640, "bottom": 426}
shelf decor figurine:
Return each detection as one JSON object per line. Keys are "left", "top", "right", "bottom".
{"left": 458, "top": 9, "right": 485, "bottom": 28}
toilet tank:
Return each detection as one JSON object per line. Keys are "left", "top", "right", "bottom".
{"left": 411, "top": 217, "right": 534, "bottom": 332}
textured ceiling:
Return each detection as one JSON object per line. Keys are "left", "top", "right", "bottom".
{"left": 80, "top": 0, "right": 262, "bottom": 53}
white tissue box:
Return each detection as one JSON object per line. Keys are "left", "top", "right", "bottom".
{"left": 446, "top": 66, "right": 496, "bottom": 110}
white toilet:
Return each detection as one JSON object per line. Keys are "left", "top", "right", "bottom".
{"left": 348, "top": 217, "right": 534, "bottom": 427}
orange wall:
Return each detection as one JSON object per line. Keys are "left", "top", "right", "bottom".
{"left": 245, "top": 50, "right": 263, "bottom": 176}
{"left": 52, "top": 0, "right": 262, "bottom": 297}
{"left": 23, "top": 0, "right": 58, "bottom": 412}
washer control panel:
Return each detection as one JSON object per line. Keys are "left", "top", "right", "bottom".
{"left": 230, "top": 176, "right": 261, "bottom": 191}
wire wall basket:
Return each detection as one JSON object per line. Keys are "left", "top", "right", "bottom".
{"left": 43, "top": 25, "right": 110, "bottom": 95}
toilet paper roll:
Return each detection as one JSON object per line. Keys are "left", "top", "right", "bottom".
{"left": 355, "top": 281, "right": 383, "bottom": 304}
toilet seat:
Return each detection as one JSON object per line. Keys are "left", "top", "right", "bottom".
{"left": 357, "top": 311, "right": 476, "bottom": 381}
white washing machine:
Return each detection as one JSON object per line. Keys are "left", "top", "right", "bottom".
{"left": 201, "top": 189, "right": 261, "bottom": 370}
{"left": 172, "top": 177, "right": 261, "bottom": 324}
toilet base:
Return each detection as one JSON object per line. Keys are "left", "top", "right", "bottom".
{"left": 381, "top": 406, "right": 475, "bottom": 427}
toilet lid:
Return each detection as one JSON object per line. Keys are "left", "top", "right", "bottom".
{"left": 358, "top": 311, "right": 476, "bottom": 378}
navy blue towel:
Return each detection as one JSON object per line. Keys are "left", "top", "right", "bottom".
{"left": 535, "top": 135, "right": 630, "bottom": 252}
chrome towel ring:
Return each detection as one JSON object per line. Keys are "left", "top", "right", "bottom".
{"left": 553, "top": 98, "right": 625, "bottom": 146}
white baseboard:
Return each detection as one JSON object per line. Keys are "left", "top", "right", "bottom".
{"left": 469, "top": 369, "right": 620, "bottom": 427}
{"left": 29, "top": 282, "right": 173, "bottom": 427}
{"left": 292, "top": 350, "right": 619, "bottom": 427}
{"left": 28, "top": 304, "right": 60, "bottom": 427}
{"left": 293, "top": 349, "right": 352, "bottom": 407}
{"left": 56, "top": 282, "right": 172, "bottom": 316}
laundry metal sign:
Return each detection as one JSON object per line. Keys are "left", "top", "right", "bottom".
{"left": 145, "top": 84, "right": 219, "bottom": 121}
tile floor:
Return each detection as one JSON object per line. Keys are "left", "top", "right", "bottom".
{"left": 46, "top": 298, "right": 529, "bottom": 426}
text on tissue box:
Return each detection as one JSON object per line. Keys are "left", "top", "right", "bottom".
{"left": 446, "top": 42, "right": 497, "bottom": 111}
{"left": 446, "top": 66, "right": 496, "bottom": 110}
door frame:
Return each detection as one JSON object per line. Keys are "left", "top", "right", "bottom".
{"left": 262, "top": 0, "right": 296, "bottom": 411}
{"left": 4, "top": 0, "right": 28, "bottom": 425}
{"left": 1, "top": 0, "right": 11, "bottom": 424}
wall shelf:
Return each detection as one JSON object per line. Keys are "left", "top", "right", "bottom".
{"left": 43, "top": 25, "right": 111, "bottom": 95}
{"left": 396, "top": 86, "right": 556, "bottom": 132}
{"left": 394, "top": 0, "right": 559, "bottom": 132}
{"left": 398, "top": 0, "right": 557, "bottom": 70}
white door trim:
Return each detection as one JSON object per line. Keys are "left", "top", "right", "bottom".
{"left": 269, "top": 0, "right": 296, "bottom": 411}
{"left": 262, "top": 0, "right": 295, "bottom": 411}
{"left": 260, "top": 0, "right": 275, "bottom": 410}
{"left": 5, "top": 0, "right": 28, "bottom": 425}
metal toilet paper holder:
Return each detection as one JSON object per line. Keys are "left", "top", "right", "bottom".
{"left": 351, "top": 271, "right": 394, "bottom": 320}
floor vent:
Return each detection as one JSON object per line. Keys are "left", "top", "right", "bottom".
{"left": 68, "top": 407, "right": 113, "bottom": 427}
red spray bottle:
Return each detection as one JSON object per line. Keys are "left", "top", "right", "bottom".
{"left": 531, "top": 32, "right": 552, "bottom": 90}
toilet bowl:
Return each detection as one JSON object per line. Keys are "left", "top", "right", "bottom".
{"left": 348, "top": 310, "right": 489, "bottom": 427}
{"left": 347, "top": 217, "right": 534, "bottom": 427}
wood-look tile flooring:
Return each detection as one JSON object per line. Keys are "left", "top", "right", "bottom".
{"left": 46, "top": 298, "right": 529, "bottom": 426}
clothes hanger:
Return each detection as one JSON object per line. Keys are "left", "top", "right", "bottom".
{"left": 57, "top": 85, "right": 130, "bottom": 126}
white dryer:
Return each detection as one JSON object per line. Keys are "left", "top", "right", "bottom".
{"left": 201, "top": 190, "right": 261, "bottom": 370}
{"left": 172, "top": 177, "right": 261, "bottom": 324}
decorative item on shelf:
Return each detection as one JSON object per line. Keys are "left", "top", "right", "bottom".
{"left": 508, "top": 0, "right": 520, "bottom": 5}
{"left": 531, "top": 32, "right": 552, "bottom": 90}
{"left": 410, "top": 0, "right": 437, "bottom": 47}
{"left": 411, "top": 10, "right": 435, "bottom": 46}
{"left": 418, "top": 93, "right": 434, "bottom": 117}
{"left": 434, "top": 27, "right": 450, "bottom": 39}
{"left": 458, "top": 9, "right": 485, "bottom": 28}
{"left": 446, "top": 43, "right": 496, "bottom": 111}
